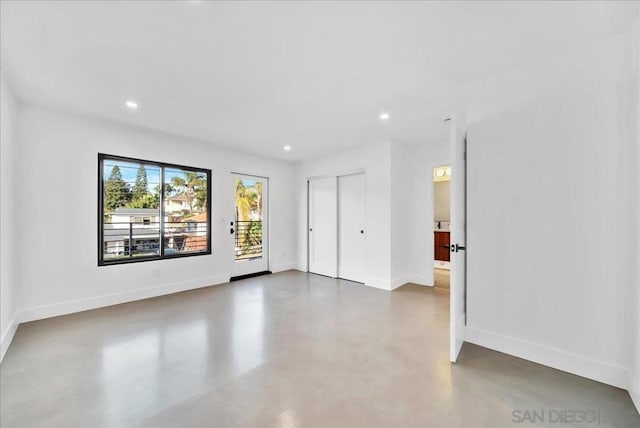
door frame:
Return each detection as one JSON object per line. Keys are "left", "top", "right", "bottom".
{"left": 230, "top": 171, "right": 270, "bottom": 276}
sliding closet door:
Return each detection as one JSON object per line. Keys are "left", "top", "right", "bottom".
{"left": 338, "top": 173, "right": 365, "bottom": 283}
{"left": 308, "top": 178, "right": 337, "bottom": 277}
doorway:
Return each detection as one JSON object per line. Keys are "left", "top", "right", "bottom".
{"left": 231, "top": 173, "right": 269, "bottom": 278}
{"left": 433, "top": 164, "right": 451, "bottom": 290}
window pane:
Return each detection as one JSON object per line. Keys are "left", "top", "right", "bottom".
{"left": 99, "top": 155, "right": 210, "bottom": 265}
{"left": 163, "top": 167, "right": 208, "bottom": 255}
{"left": 234, "top": 179, "right": 263, "bottom": 261}
{"left": 102, "top": 159, "right": 161, "bottom": 261}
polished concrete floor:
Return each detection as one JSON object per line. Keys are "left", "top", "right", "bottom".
{"left": 1, "top": 271, "right": 638, "bottom": 427}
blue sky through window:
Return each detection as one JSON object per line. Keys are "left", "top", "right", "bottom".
{"left": 103, "top": 160, "right": 204, "bottom": 194}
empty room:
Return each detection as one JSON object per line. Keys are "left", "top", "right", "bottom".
{"left": 1, "top": 1, "right": 639, "bottom": 427}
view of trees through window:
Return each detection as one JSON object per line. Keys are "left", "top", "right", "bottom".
{"left": 99, "top": 155, "right": 210, "bottom": 265}
{"left": 234, "top": 179, "right": 263, "bottom": 261}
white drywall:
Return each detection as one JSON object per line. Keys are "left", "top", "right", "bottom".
{"left": 404, "top": 140, "right": 449, "bottom": 287}
{"left": 12, "top": 105, "right": 296, "bottom": 322}
{"left": 0, "top": 70, "right": 20, "bottom": 361}
{"left": 390, "top": 142, "right": 412, "bottom": 287}
{"left": 630, "top": 8, "right": 640, "bottom": 414}
{"left": 465, "top": 29, "right": 638, "bottom": 390}
{"left": 294, "top": 142, "right": 393, "bottom": 289}
{"left": 434, "top": 181, "right": 451, "bottom": 222}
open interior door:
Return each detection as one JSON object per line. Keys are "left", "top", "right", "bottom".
{"left": 450, "top": 113, "right": 467, "bottom": 363}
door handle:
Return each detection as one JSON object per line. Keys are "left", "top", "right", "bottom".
{"left": 230, "top": 228, "right": 235, "bottom": 234}
{"left": 450, "top": 244, "right": 466, "bottom": 252}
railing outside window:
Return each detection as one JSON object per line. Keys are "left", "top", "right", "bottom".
{"left": 235, "top": 220, "right": 262, "bottom": 261}
{"left": 103, "top": 221, "right": 208, "bottom": 260}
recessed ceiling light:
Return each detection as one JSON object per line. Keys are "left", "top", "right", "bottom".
{"left": 379, "top": 112, "right": 390, "bottom": 120}
{"left": 125, "top": 100, "right": 138, "bottom": 110}
{"left": 283, "top": 145, "right": 291, "bottom": 151}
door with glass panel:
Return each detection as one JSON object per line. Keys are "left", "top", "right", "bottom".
{"left": 231, "top": 174, "right": 269, "bottom": 277}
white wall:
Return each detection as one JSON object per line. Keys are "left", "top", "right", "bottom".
{"left": 434, "top": 181, "right": 451, "bottom": 222}
{"left": 465, "top": 29, "right": 639, "bottom": 390}
{"left": 0, "top": 70, "right": 20, "bottom": 360}
{"left": 630, "top": 7, "right": 640, "bottom": 413}
{"left": 403, "top": 139, "right": 449, "bottom": 287}
{"left": 13, "top": 105, "right": 296, "bottom": 322}
{"left": 294, "top": 141, "right": 393, "bottom": 290}
{"left": 390, "top": 142, "right": 412, "bottom": 287}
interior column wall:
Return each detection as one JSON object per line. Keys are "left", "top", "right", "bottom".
{"left": 390, "top": 142, "right": 413, "bottom": 288}
{"left": 404, "top": 139, "right": 449, "bottom": 287}
{"left": 0, "top": 70, "right": 20, "bottom": 361}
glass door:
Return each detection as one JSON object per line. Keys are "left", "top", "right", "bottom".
{"left": 231, "top": 173, "right": 269, "bottom": 277}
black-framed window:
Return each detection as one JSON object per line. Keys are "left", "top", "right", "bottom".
{"left": 98, "top": 154, "right": 211, "bottom": 266}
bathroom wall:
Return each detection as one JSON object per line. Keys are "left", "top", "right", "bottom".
{"left": 434, "top": 181, "right": 451, "bottom": 223}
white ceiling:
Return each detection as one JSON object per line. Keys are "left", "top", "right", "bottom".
{"left": 1, "top": 1, "right": 636, "bottom": 160}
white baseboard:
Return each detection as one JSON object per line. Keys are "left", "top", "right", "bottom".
{"left": 271, "top": 262, "right": 297, "bottom": 273}
{"left": 631, "top": 388, "right": 639, "bottom": 414}
{"left": 363, "top": 276, "right": 410, "bottom": 291}
{"left": 630, "top": 375, "right": 640, "bottom": 413}
{"left": 390, "top": 276, "right": 409, "bottom": 290}
{"left": 16, "top": 274, "right": 230, "bottom": 324}
{"left": 406, "top": 275, "right": 434, "bottom": 287}
{"left": 390, "top": 275, "right": 435, "bottom": 289}
{"left": 364, "top": 276, "right": 393, "bottom": 291}
{"left": 465, "top": 326, "right": 630, "bottom": 390}
{"left": 0, "top": 316, "right": 18, "bottom": 363}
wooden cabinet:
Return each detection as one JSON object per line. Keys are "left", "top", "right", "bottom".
{"left": 434, "top": 231, "right": 450, "bottom": 262}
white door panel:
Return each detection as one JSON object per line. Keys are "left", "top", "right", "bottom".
{"left": 308, "top": 178, "right": 337, "bottom": 277}
{"left": 338, "top": 173, "right": 365, "bottom": 283}
{"left": 450, "top": 113, "right": 467, "bottom": 363}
